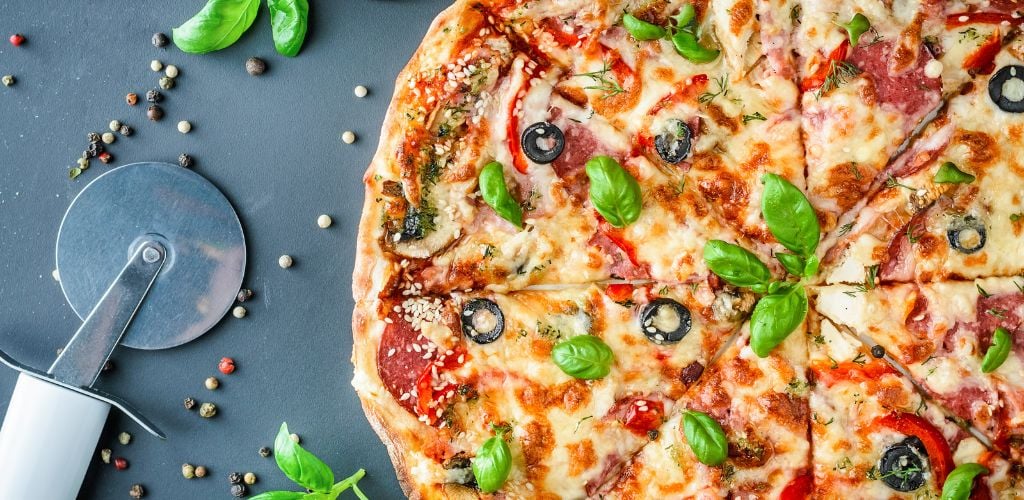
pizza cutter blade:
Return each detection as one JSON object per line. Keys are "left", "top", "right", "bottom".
{"left": 0, "top": 162, "right": 245, "bottom": 499}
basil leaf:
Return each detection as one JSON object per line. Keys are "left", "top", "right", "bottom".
{"left": 761, "top": 173, "right": 820, "bottom": 257}
{"left": 671, "top": 30, "right": 720, "bottom": 63}
{"left": 268, "top": 0, "right": 310, "bottom": 57}
{"left": 934, "top": 162, "right": 976, "bottom": 184}
{"left": 982, "top": 327, "right": 1012, "bottom": 373}
{"left": 803, "top": 254, "right": 820, "bottom": 277}
{"left": 941, "top": 463, "right": 988, "bottom": 500}
{"left": 623, "top": 14, "right": 666, "bottom": 41}
{"left": 750, "top": 283, "right": 808, "bottom": 357}
{"left": 682, "top": 410, "right": 728, "bottom": 466}
{"left": 471, "top": 432, "right": 512, "bottom": 493}
{"left": 776, "top": 253, "right": 806, "bottom": 277}
{"left": 703, "top": 240, "right": 772, "bottom": 288}
{"left": 274, "top": 422, "right": 334, "bottom": 493}
{"left": 551, "top": 335, "right": 614, "bottom": 380}
{"left": 172, "top": 0, "right": 260, "bottom": 54}
{"left": 479, "top": 161, "right": 523, "bottom": 229}
{"left": 835, "top": 13, "right": 870, "bottom": 47}
{"left": 249, "top": 492, "right": 307, "bottom": 500}
{"left": 672, "top": 4, "right": 696, "bottom": 29}
{"left": 586, "top": 156, "right": 642, "bottom": 228}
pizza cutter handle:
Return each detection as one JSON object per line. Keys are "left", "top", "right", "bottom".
{"left": 0, "top": 373, "right": 110, "bottom": 499}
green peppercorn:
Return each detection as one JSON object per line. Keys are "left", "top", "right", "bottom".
{"left": 128, "top": 483, "right": 144, "bottom": 499}
{"left": 1, "top": 75, "right": 14, "bottom": 87}
{"left": 159, "top": 76, "right": 175, "bottom": 90}
{"left": 118, "top": 431, "right": 132, "bottom": 445}
{"left": 182, "top": 463, "right": 196, "bottom": 479}
{"left": 100, "top": 448, "right": 112, "bottom": 464}
{"left": 198, "top": 402, "right": 217, "bottom": 418}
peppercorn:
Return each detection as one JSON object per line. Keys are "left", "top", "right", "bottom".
{"left": 118, "top": 431, "right": 132, "bottom": 445}
{"left": 126, "top": 93, "right": 139, "bottom": 106}
{"left": 257, "top": 446, "right": 271, "bottom": 458}
{"left": 2, "top": 75, "right": 15, "bottom": 87}
{"left": 243, "top": 472, "right": 257, "bottom": 485}
{"left": 228, "top": 472, "right": 243, "bottom": 485}
{"left": 100, "top": 448, "right": 112, "bottom": 464}
{"left": 184, "top": 397, "right": 197, "bottom": 410}
{"left": 317, "top": 214, "right": 333, "bottom": 228}
{"left": 236, "top": 288, "right": 254, "bottom": 303}
{"left": 86, "top": 141, "right": 104, "bottom": 158}
{"left": 230, "top": 484, "right": 248, "bottom": 498}
{"left": 87, "top": 132, "right": 101, "bottom": 143}
{"left": 871, "top": 345, "right": 886, "bottom": 358}
{"left": 199, "top": 402, "right": 217, "bottom": 418}
{"left": 278, "top": 255, "right": 294, "bottom": 268}
{"left": 9, "top": 34, "right": 25, "bottom": 47}
{"left": 152, "top": 32, "right": 169, "bottom": 48}
{"left": 218, "top": 357, "right": 236, "bottom": 374}
{"left": 178, "top": 153, "right": 193, "bottom": 168}
{"left": 119, "top": 124, "right": 133, "bottom": 136}
{"left": 182, "top": 463, "right": 196, "bottom": 479}
{"left": 195, "top": 465, "right": 208, "bottom": 478}
{"left": 77, "top": 157, "right": 90, "bottom": 170}
{"left": 177, "top": 120, "right": 192, "bottom": 134}
{"left": 150, "top": 60, "right": 163, "bottom": 72}
{"left": 232, "top": 306, "right": 247, "bottom": 319}
{"left": 289, "top": 433, "right": 300, "bottom": 444}
{"left": 103, "top": 360, "right": 114, "bottom": 371}
{"left": 114, "top": 457, "right": 129, "bottom": 470}
{"left": 129, "top": 484, "right": 145, "bottom": 499}
{"left": 205, "top": 376, "right": 219, "bottom": 390}
{"left": 245, "top": 57, "right": 266, "bottom": 76}
{"left": 147, "top": 105, "right": 164, "bottom": 121}
{"left": 159, "top": 76, "right": 175, "bottom": 90}
{"left": 165, "top": 65, "right": 179, "bottom": 78}
{"left": 98, "top": 152, "right": 113, "bottom": 164}
{"left": 102, "top": 132, "right": 116, "bottom": 144}
{"left": 146, "top": 89, "right": 162, "bottom": 103}
{"left": 69, "top": 167, "right": 82, "bottom": 180}
{"left": 109, "top": 120, "right": 121, "bottom": 132}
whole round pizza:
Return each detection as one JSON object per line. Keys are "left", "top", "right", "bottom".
{"left": 352, "top": 1, "right": 1024, "bottom": 497}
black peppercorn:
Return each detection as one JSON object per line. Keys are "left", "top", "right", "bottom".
{"left": 245, "top": 57, "right": 266, "bottom": 76}
{"left": 870, "top": 345, "right": 886, "bottom": 359}
{"left": 119, "top": 124, "right": 133, "bottom": 136}
{"left": 647, "top": 429, "right": 660, "bottom": 440}
{"left": 237, "top": 289, "right": 254, "bottom": 303}
{"left": 178, "top": 153, "right": 193, "bottom": 168}
{"left": 87, "top": 132, "right": 101, "bottom": 143}
{"left": 146, "top": 90, "right": 162, "bottom": 103}
{"left": 184, "top": 397, "right": 196, "bottom": 410}
{"left": 230, "top": 484, "right": 248, "bottom": 498}
{"left": 147, "top": 105, "right": 164, "bottom": 121}
{"left": 102, "top": 360, "right": 114, "bottom": 372}
{"left": 258, "top": 446, "right": 272, "bottom": 458}
{"left": 129, "top": 483, "right": 145, "bottom": 499}
{"left": 228, "top": 472, "right": 243, "bottom": 485}
{"left": 86, "top": 141, "right": 104, "bottom": 158}
{"left": 152, "top": 32, "right": 169, "bottom": 48}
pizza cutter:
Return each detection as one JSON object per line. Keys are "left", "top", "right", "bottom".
{"left": 0, "top": 162, "right": 245, "bottom": 499}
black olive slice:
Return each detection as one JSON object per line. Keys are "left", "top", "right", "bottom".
{"left": 989, "top": 65, "right": 1024, "bottom": 113}
{"left": 654, "top": 119, "right": 693, "bottom": 164}
{"left": 521, "top": 122, "right": 565, "bottom": 164}
{"left": 878, "top": 437, "right": 928, "bottom": 492}
{"left": 947, "top": 215, "right": 987, "bottom": 254}
{"left": 639, "top": 298, "right": 692, "bottom": 344}
{"left": 461, "top": 299, "right": 505, "bottom": 344}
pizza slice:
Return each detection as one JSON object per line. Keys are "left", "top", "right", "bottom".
{"left": 600, "top": 320, "right": 811, "bottom": 498}
{"left": 807, "top": 309, "right": 1021, "bottom": 497}
{"left": 795, "top": 0, "right": 1024, "bottom": 231}
{"left": 819, "top": 38, "right": 1024, "bottom": 284}
{"left": 813, "top": 278, "right": 1024, "bottom": 466}
{"left": 352, "top": 282, "right": 744, "bottom": 498}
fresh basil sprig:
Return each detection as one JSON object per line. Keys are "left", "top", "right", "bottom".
{"left": 479, "top": 161, "right": 523, "bottom": 229}
{"left": 249, "top": 423, "right": 368, "bottom": 500}
{"left": 682, "top": 410, "right": 727, "bottom": 466}
{"left": 472, "top": 426, "right": 513, "bottom": 493}
{"left": 268, "top": 0, "right": 310, "bottom": 57}
{"left": 761, "top": 173, "right": 820, "bottom": 257}
{"left": 173, "top": 0, "right": 260, "bottom": 54}
{"left": 981, "top": 327, "right": 1011, "bottom": 373}
{"left": 940, "top": 463, "right": 988, "bottom": 500}
{"left": 623, "top": 14, "right": 666, "bottom": 41}
{"left": 551, "top": 335, "right": 614, "bottom": 379}
{"left": 586, "top": 156, "right": 643, "bottom": 228}
{"left": 835, "top": 13, "right": 871, "bottom": 47}
{"left": 620, "top": 4, "right": 719, "bottom": 64}
{"left": 750, "top": 283, "right": 808, "bottom": 357}
{"left": 934, "top": 162, "right": 976, "bottom": 184}
{"left": 702, "top": 240, "right": 772, "bottom": 290}
{"left": 174, "top": 0, "right": 310, "bottom": 56}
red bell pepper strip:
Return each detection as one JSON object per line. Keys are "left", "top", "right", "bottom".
{"left": 963, "top": 30, "right": 1002, "bottom": 74}
{"left": 779, "top": 472, "right": 813, "bottom": 500}
{"left": 874, "top": 411, "right": 955, "bottom": 488}
{"left": 800, "top": 40, "right": 850, "bottom": 92}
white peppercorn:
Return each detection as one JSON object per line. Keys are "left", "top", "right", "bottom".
{"left": 102, "top": 132, "right": 116, "bottom": 145}
{"left": 165, "top": 65, "right": 179, "bottom": 78}
{"left": 177, "top": 121, "right": 192, "bottom": 134}
{"left": 317, "top": 214, "right": 333, "bottom": 228}
{"left": 278, "top": 255, "right": 293, "bottom": 269}
{"left": 341, "top": 130, "right": 356, "bottom": 144}
{"left": 232, "top": 306, "right": 247, "bottom": 319}
{"left": 205, "top": 376, "right": 219, "bottom": 390}
{"left": 150, "top": 60, "right": 163, "bottom": 72}
{"left": 354, "top": 85, "right": 368, "bottom": 97}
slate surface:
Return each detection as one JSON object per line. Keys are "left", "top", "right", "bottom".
{"left": 0, "top": 1, "right": 448, "bottom": 497}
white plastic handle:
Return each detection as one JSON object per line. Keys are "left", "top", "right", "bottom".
{"left": 0, "top": 373, "right": 110, "bottom": 500}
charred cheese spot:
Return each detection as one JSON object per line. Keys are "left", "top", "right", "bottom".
{"left": 953, "top": 130, "right": 998, "bottom": 168}
{"left": 729, "top": 0, "right": 754, "bottom": 36}
{"left": 566, "top": 440, "right": 597, "bottom": 477}
{"left": 652, "top": 66, "right": 675, "bottom": 82}
{"left": 739, "top": 143, "right": 771, "bottom": 173}
{"left": 697, "top": 172, "right": 750, "bottom": 229}
{"left": 555, "top": 85, "right": 588, "bottom": 108}
{"left": 915, "top": 233, "right": 943, "bottom": 261}
{"left": 891, "top": 13, "right": 924, "bottom": 74}
{"left": 820, "top": 162, "right": 869, "bottom": 214}
{"left": 521, "top": 419, "right": 555, "bottom": 480}
{"left": 760, "top": 392, "right": 808, "bottom": 431}
{"left": 705, "top": 103, "right": 739, "bottom": 133}
{"left": 871, "top": 381, "right": 911, "bottom": 409}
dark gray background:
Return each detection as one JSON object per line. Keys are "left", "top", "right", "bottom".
{"left": 0, "top": 1, "right": 448, "bottom": 497}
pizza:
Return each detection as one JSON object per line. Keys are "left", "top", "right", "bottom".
{"left": 352, "top": 0, "right": 1024, "bottom": 497}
